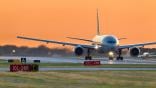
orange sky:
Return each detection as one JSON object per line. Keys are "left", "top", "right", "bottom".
{"left": 0, "top": 0, "right": 156, "bottom": 48}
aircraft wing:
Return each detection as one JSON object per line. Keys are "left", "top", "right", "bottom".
{"left": 119, "top": 42, "right": 156, "bottom": 49}
{"left": 17, "top": 36, "right": 95, "bottom": 49}
{"left": 67, "top": 37, "right": 94, "bottom": 42}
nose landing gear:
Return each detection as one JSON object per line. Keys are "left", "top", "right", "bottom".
{"left": 85, "top": 49, "right": 92, "bottom": 60}
{"left": 116, "top": 49, "right": 123, "bottom": 60}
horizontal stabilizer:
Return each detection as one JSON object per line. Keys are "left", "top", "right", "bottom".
{"left": 118, "top": 38, "right": 127, "bottom": 40}
{"left": 67, "top": 37, "right": 94, "bottom": 42}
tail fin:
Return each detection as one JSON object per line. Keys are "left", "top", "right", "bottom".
{"left": 96, "top": 9, "right": 100, "bottom": 35}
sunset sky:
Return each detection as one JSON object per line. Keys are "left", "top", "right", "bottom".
{"left": 0, "top": 0, "right": 156, "bottom": 48}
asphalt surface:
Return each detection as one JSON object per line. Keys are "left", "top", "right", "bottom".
{"left": 0, "top": 56, "right": 156, "bottom": 64}
{"left": 39, "top": 67, "right": 156, "bottom": 71}
{"left": 0, "top": 56, "right": 156, "bottom": 71}
{"left": 1, "top": 67, "right": 156, "bottom": 72}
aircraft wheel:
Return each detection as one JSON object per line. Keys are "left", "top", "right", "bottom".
{"left": 120, "top": 57, "right": 123, "bottom": 60}
{"left": 85, "top": 56, "right": 92, "bottom": 60}
{"left": 116, "top": 57, "right": 123, "bottom": 60}
{"left": 116, "top": 57, "right": 120, "bottom": 60}
{"left": 109, "top": 57, "right": 114, "bottom": 60}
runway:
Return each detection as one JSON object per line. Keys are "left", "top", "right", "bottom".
{"left": 0, "top": 56, "right": 155, "bottom": 71}
{"left": 39, "top": 67, "right": 156, "bottom": 71}
{"left": 0, "top": 56, "right": 156, "bottom": 64}
{"left": 1, "top": 67, "right": 156, "bottom": 72}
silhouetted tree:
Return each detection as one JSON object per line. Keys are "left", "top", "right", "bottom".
{"left": 0, "top": 45, "right": 155, "bottom": 56}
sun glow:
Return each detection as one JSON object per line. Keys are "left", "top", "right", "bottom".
{"left": 0, "top": 0, "right": 156, "bottom": 47}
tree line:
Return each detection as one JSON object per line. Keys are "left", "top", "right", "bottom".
{"left": 0, "top": 45, "right": 156, "bottom": 56}
{"left": 0, "top": 45, "right": 73, "bottom": 56}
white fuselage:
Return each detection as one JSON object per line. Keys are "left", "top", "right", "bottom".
{"left": 92, "top": 35, "right": 119, "bottom": 53}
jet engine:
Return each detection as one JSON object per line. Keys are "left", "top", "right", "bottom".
{"left": 74, "top": 46, "right": 84, "bottom": 56}
{"left": 129, "top": 47, "right": 140, "bottom": 57}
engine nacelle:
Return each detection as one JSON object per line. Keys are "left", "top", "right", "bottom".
{"left": 129, "top": 47, "right": 140, "bottom": 57}
{"left": 74, "top": 46, "right": 84, "bottom": 56}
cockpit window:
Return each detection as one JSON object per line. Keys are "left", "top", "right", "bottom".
{"left": 104, "top": 36, "right": 117, "bottom": 44}
{"left": 107, "top": 40, "right": 116, "bottom": 43}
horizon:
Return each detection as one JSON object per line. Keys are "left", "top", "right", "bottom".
{"left": 0, "top": 0, "right": 156, "bottom": 48}
{"left": 1, "top": 44, "right": 156, "bottom": 49}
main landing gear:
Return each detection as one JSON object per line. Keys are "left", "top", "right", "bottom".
{"left": 85, "top": 49, "right": 92, "bottom": 60}
{"left": 116, "top": 49, "right": 123, "bottom": 60}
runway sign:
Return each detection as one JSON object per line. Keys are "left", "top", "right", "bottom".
{"left": 34, "top": 60, "right": 40, "bottom": 63}
{"left": 21, "top": 58, "right": 26, "bottom": 63}
{"left": 8, "top": 59, "right": 14, "bottom": 63}
{"left": 84, "top": 61, "right": 101, "bottom": 66}
{"left": 10, "top": 64, "right": 39, "bottom": 72}
{"left": 8, "top": 59, "right": 21, "bottom": 64}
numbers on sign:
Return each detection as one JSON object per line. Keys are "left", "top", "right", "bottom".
{"left": 10, "top": 64, "right": 38, "bottom": 72}
{"left": 21, "top": 66, "right": 29, "bottom": 71}
{"left": 12, "top": 65, "right": 19, "bottom": 71}
{"left": 84, "top": 61, "right": 101, "bottom": 66}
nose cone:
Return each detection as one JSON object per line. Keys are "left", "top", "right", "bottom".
{"left": 102, "top": 35, "right": 119, "bottom": 46}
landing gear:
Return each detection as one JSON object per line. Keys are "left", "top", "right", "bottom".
{"left": 116, "top": 49, "right": 123, "bottom": 60}
{"left": 116, "top": 56, "right": 123, "bottom": 60}
{"left": 109, "top": 57, "right": 114, "bottom": 60}
{"left": 85, "top": 56, "right": 92, "bottom": 60}
{"left": 85, "top": 49, "right": 92, "bottom": 60}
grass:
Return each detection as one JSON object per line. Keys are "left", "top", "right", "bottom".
{"left": 0, "top": 60, "right": 11, "bottom": 67}
{"left": 38, "top": 63, "right": 156, "bottom": 68}
{"left": 0, "top": 60, "right": 156, "bottom": 88}
{"left": 0, "top": 71, "right": 155, "bottom": 88}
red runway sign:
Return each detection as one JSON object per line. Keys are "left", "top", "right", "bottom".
{"left": 84, "top": 60, "right": 101, "bottom": 66}
{"left": 10, "top": 64, "right": 39, "bottom": 72}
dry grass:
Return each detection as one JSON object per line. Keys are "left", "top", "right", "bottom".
{"left": 0, "top": 71, "right": 155, "bottom": 88}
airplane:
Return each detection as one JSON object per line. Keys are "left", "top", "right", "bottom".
{"left": 138, "top": 52, "right": 156, "bottom": 59}
{"left": 17, "top": 10, "right": 156, "bottom": 60}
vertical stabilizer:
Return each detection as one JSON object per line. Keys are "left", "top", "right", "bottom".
{"left": 96, "top": 9, "right": 100, "bottom": 35}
